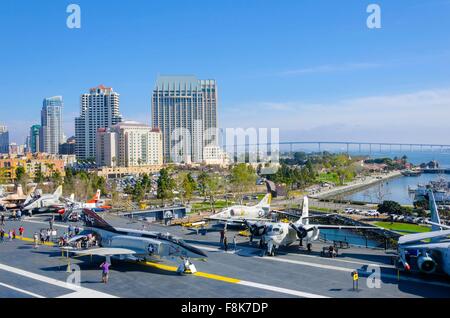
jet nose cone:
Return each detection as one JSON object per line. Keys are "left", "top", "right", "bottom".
{"left": 193, "top": 245, "right": 208, "bottom": 258}
{"left": 183, "top": 243, "right": 208, "bottom": 258}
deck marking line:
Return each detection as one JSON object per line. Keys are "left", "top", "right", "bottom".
{"left": 238, "top": 281, "right": 329, "bottom": 298}
{"left": 0, "top": 263, "right": 116, "bottom": 298}
{"left": 0, "top": 282, "right": 45, "bottom": 298}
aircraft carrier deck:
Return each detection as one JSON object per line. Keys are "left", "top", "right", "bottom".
{"left": 0, "top": 213, "right": 449, "bottom": 298}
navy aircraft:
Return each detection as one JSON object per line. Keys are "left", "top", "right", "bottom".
{"left": 63, "top": 209, "right": 207, "bottom": 273}
{"left": 21, "top": 186, "right": 63, "bottom": 215}
{"left": 207, "top": 193, "right": 272, "bottom": 225}
{"left": 0, "top": 185, "right": 35, "bottom": 210}
{"left": 245, "top": 196, "right": 376, "bottom": 256}
{"left": 398, "top": 190, "right": 450, "bottom": 276}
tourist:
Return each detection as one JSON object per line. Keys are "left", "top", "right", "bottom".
{"left": 223, "top": 236, "right": 228, "bottom": 252}
{"left": 100, "top": 261, "right": 111, "bottom": 284}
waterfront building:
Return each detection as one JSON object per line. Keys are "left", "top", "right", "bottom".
{"left": 151, "top": 75, "right": 219, "bottom": 163}
{"left": 75, "top": 85, "right": 122, "bottom": 160}
{"left": 40, "top": 96, "right": 64, "bottom": 154}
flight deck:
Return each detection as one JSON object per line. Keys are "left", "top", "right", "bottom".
{"left": 0, "top": 214, "right": 449, "bottom": 298}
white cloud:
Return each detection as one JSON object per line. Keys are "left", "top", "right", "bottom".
{"left": 279, "top": 62, "right": 382, "bottom": 76}
{"left": 221, "top": 87, "right": 450, "bottom": 144}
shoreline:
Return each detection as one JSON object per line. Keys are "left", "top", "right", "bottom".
{"left": 310, "top": 170, "right": 403, "bottom": 200}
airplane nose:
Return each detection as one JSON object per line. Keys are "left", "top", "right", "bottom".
{"left": 183, "top": 243, "right": 208, "bottom": 258}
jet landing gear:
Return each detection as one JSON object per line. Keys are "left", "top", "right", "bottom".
{"left": 177, "top": 259, "right": 197, "bottom": 275}
{"left": 266, "top": 241, "right": 275, "bottom": 257}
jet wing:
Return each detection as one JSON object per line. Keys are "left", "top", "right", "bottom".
{"left": 313, "top": 224, "right": 377, "bottom": 230}
{"left": 207, "top": 216, "right": 271, "bottom": 224}
{"left": 399, "top": 242, "right": 450, "bottom": 250}
{"left": 62, "top": 247, "right": 137, "bottom": 256}
{"left": 398, "top": 230, "right": 450, "bottom": 246}
{"left": 425, "top": 221, "right": 450, "bottom": 230}
{"left": 273, "top": 210, "right": 338, "bottom": 219}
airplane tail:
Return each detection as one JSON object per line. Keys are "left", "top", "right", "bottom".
{"left": 301, "top": 196, "right": 309, "bottom": 225}
{"left": 82, "top": 208, "right": 115, "bottom": 231}
{"left": 87, "top": 189, "right": 101, "bottom": 204}
{"left": 22, "top": 186, "right": 37, "bottom": 206}
{"left": 53, "top": 185, "right": 63, "bottom": 199}
{"left": 428, "top": 190, "right": 442, "bottom": 232}
{"left": 17, "top": 185, "right": 24, "bottom": 197}
{"left": 257, "top": 193, "right": 271, "bottom": 208}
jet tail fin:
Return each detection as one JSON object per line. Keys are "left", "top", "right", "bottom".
{"left": 87, "top": 189, "right": 101, "bottom": 204}
{"left": 53, "top": 185, "right": 63, "bottom": 198}
{"left": 428, "top": 190, "right": 442, "bottom": 232}
{"left": 82, "top": 209, "right": 115, "bottom": 231}
{"left": 257, "top": 193, "right": 271, "bottom": 208}
{"left": 300, "top": 196, "right": 309, "bottom": 225}
{"left": 17, "top": 185, "right": 24, "bottom": 197}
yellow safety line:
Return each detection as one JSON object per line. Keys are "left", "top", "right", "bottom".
{"left": 4, "top": 234, "right": 55, "bottom": 247}
{"left": 8, "top": 235, "right": 243, "bottom": 285}
{"left": 142, "top": 261, "right": 241, "bottom": 284}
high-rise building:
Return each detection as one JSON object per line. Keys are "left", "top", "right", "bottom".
{"left": 96, "top": 121, "right": 162, "bottom": 168}
{"left": 75, "top": 85, "right": 122, "bottom": 160}
{"left": 28, "top": 124, "right": 41, "bottom": 153}
{"left": 0, "top": 125, "right": 9, "bottom": 154}
{"left": 40, "top": 96, "right": 64, "bottom": 154}
{"left": 151, "top": 75, "right": 219, "bottom": 163}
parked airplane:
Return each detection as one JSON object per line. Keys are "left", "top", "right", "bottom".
{"left": 65, "top": 190, "right": 112, "bottom": 210}
{"left": 208, "top": 193, "right": 272, "bottom": 224}
{"left": 63, "top": 208, "right": 208, "bottom": 273}
{"left": 398, "top": 190, "right": 450, "bottom": 276}
{"left": 244, "top": 196, "right": 376, "bottom": 256}
{"left": 21, "top": 186, "right": 63, "bottom": 215}
{"left": 0, "top": 185, "right": 35, "bottom": 209}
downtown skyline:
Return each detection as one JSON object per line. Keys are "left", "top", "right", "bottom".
{"left": 1, "top": 0, "right": 450, "bottom": 144}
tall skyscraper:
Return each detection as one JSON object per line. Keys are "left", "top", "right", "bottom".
{"left": 0, "top": 125, "right": 9, "bottom": 154}
{"left": 28, "top": 124, "right": 41, "bottom": 153}
{"left": 151, "top": 75, "right": 218, "bottom": 163}
{"left": 40, "top": 96, "right": 64, "bottom": 154}
{"left": 75, "top": 85, "right": 122, "bottom": 160}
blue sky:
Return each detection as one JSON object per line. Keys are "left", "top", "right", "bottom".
{"left": 1, "top": 0, "right": 450, "bottom": 144}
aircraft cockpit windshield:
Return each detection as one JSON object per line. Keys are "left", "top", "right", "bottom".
{"left": 157, "top": 232, "right": 183, "bottom": 244}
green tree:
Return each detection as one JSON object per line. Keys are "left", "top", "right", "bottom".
{"left": 15, "top": 166, "right": 26, "bottom": 181}
{"left": 230, "top": 164, "right": 257, "bottom": 203}
{"left": 181, "top": 172, "right": 196, "bottom": 204}
{"left": 378, "top": 201, "right": 407, "bottom": 215}
{"left": 197, "top": 171, "right": 210, "bottom": 201}
{"left": 34, "top": 165, "right": 45, "bottom": 184}
{"left": 157, "top": 168, "right": 175, "bottom": 204}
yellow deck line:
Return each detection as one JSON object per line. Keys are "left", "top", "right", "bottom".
{"left": 141, "top": 261, "right": 241, "bottom": 284}
{"left": 4, "top": 234, "right": 55, "bottom": 247}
